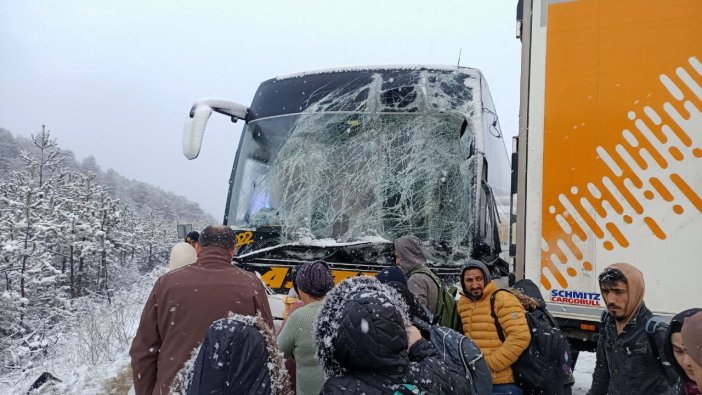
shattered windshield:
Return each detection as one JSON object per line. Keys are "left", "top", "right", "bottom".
{"left": 226, "top": 68, "right": 481, "bottom": 251}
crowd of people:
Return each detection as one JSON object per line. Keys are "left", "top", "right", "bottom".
{"left": 129, "top": 227, "right": 702, "bottom": 395}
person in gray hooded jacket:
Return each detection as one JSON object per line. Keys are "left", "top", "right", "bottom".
{"left": 394, "top": 234, "right": 439, "bottom": 317}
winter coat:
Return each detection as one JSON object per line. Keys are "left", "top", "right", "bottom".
{"left": 129, "top": 247, "right": 274, "bottom": 395}
{"left": 315, "top": 276, "right": 467, "bottom": 394}
{"left": 663, "top": 308, "right": 702, "bottom": 395}
{"left": 180, "top": 313, "right": 292, "bottom": 395}
{"left": 457, "top": 281, "right": 531, "bottom": 385}
{"left": 587, "top": 302, "right": 671, "bottom": 395}
{"left": 394, "top": 235, "right": 439, "bottom": 316}
{"left": 277, "top": 301, "right": 326, "bottom": 395}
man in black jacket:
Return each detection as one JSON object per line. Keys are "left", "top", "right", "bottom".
{"left": 587, "top": 263, "right": 671, "bottom": 395}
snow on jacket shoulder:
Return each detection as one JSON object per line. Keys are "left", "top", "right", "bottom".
{"left": 315, "top": 276, "right": 467, "bottom": 394}
{"left": 181, "top": 313, "right": 293, "bottom": 395}
{"left": 129, "top": 247, "right": 274, "bottom": 395}
{"left": 587, "top": 303, "right": 672, "bottom": 395}
{"left": 457, "top": 281, "right": 530, "bottom": 385}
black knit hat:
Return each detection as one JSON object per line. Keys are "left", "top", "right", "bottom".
{"left": 185, "top": 231, "right": 199, "bottom": 243}
{"left": 295, "top": 260, "right": 334, "bottom": 297}
{"left": 375, "top": 266, "right": 407, "bottom": 286}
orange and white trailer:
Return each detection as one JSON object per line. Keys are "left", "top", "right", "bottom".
{"left": 513, "top": 0, "right": 702, "bottom": 355}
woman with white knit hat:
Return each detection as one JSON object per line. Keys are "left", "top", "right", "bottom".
{"left": 167, "top": 242, "right": 197, "bottom": 271}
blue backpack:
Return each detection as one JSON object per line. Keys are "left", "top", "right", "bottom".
{"left": 414, "top": 320, "right": 492, "bottom": 395}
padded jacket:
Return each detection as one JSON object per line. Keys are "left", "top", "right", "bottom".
{"left": 457, "top": 281, "right": 530, "bottom": 385}
{"left": 185, "top": 314, "right": 292, "bottom": 395}
{"left": 315, "top": 276, "right": 467, "bottom": 394}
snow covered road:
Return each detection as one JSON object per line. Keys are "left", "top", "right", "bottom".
{"left": 572, "top": 351, "right": 595, "bottom": 395}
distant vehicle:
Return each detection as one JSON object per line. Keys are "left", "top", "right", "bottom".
{"left": 513, "top": 0, "right": 702, "bottom": 361}
{"left": 183, "top": 66, "right": 511, "bottom": 294}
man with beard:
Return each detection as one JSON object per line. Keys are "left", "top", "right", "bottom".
{"left": 587, "top": 262, "right": 671, "bottom": 395}
{"left": 457, "top": 260, "right": 530, "bottom": 394}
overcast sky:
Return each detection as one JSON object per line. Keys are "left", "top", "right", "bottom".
{"left": 0, "top": 0, "right": 521, "bottom": 219}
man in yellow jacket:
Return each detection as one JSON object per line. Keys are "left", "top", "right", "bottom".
{"left": 457, "top": 260, "right": 530, "bottom": 395}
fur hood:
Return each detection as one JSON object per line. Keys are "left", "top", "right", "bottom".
{"left": 314, "top": 276, "right": 410, "bottom": 378}
{"left": 172, "top": 313, "right": 292, "bottom": 395}
{"left": 509, "top": 288, "right": 542, "bottom": 312}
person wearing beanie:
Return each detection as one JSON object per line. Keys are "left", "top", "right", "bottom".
{"left": 682, "top": 311, "right": 702, "bottom": 388}
{"left": 167, "top": 242, "right": 198, "bottom": 271}
{"left": 376, "top": 266, "right": 407, "bottom": 286}
{"left": 376, "top": 268, "right": 431, "bottom": 325}
{"left": 185, "top": 231, "right": 200, "bottom": 250}
{"left": 664, "top": 308, "right": 702, "bottom": 395}
{"left": 456, "top": 259, "right": 530, "bottom": 393}
{"left": 588, "top": 262, "right": 672, "bottom": 395}
{"left": 277, "top": 261, "right": 334, "bottom": 395}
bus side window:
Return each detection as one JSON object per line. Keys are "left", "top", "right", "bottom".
{"left": 478, "top": 157, "right": 502, "bottom": 258}
{"left": 478, "top": 158, "right": 489, "bottom": 238}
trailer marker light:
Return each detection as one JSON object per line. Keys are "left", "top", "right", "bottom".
{"left": 581, "top": 324, "right": 596, "bottom": 331}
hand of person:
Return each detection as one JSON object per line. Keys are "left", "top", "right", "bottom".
{"left": 407, "top": 325, "right": 422, "bottom": 349}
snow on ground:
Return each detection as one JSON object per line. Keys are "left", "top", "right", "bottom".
{"left": 572, "top": 351, "right": 595, "bottom": 395}
{"left": 0, "top": 271, "right": 158, "bottom": 395}
{"left": 0, "top": 272, "right": 285, "bottom": 394}
{"left": 0, "top": 267, "right": 598, "bottom": 394}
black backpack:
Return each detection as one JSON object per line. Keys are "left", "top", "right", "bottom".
{"left": 490, "top": 289, "right": 573, "bottom": 394}
{"left": 414, "top": 319, "right": 493, "bottom": 395}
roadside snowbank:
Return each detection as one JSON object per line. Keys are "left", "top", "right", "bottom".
{"left": 572, "top": 351, "right": 595, "bottom": 395}
{"left": 0, "top": 271, "right": 159, "bottom": 394}
{"left": 0, "top": 267, "right": 598, "bottom": 394}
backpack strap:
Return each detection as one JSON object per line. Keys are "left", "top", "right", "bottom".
{"left": 458, "top": 334, "right": 484, "bottom": 373}
{"left": 489, "top": 289, "right": 512, "bottom": 343}
{"left": 542, "top": 308, "right": 559, "bottom": 328}
{"left": 645, "top": 315, "right": 665, "bottom": 362}
{"left": 645, "top": 315, "right": 665, "bottom": 334}
{"left": 408, "top": 266, "right": 443, "bottom": 290}
{"left": 603, "top": 311, "right": 667, "bottom": 371}
{"left": 457, "top": 336, "right": 474, "bottom": 387}
{"left": 408, "top": 266, "right": 448, "bottom": 325}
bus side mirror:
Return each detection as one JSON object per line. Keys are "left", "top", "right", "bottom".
{"left": 183, "top": 98, "right": 249, "bottom": 160}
